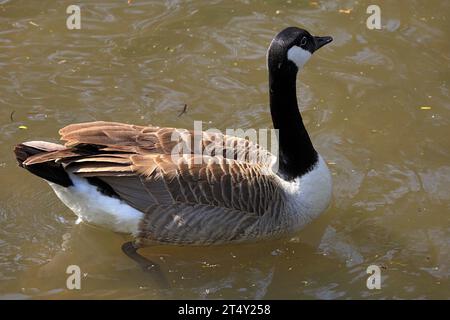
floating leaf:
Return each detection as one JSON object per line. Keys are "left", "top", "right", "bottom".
{"left": 420, "top": 106, "right": 432, "bottom": 110}
{"left": 338, "top": 8, "right": 353, "bottom": 14}
{"left": 18, "top": 125, "right": 28, "bottom": 130}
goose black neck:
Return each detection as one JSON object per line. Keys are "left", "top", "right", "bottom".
{"left": 269, "top": 68, "right": 318, "bottom": 180}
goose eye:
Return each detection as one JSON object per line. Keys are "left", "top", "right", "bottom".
{"left": 300, "top": 37, "right": 307, "bottom": 46}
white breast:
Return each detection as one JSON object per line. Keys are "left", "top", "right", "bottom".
{"left": 278, "top": 155, "right": 332, "bottom": 229}
{"left": 48, "top": 173, "right": 143, "bottom": 235}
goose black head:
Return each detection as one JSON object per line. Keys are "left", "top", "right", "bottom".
{"left": 268, "top": 27, "right": 332, "bottom": 74}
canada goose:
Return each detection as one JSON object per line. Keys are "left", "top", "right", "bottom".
{"left": 14, "top": 27, "right": 333, "bottom": 282}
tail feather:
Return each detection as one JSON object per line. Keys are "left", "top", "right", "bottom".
{"left": 14, "top": 141, "right": 73, "bottom": 187}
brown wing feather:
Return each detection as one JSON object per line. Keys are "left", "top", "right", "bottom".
{"left": 58, "top": 121, "right": 274, "bottom": 165}
{"left": 95, "top": 154, "right": 283, "bottom": 215}
{"left": 99, "top": 154, "right": 286, "bottom": 244}
{"left": 20, "top": 121, "right": 284, "bottom": 243}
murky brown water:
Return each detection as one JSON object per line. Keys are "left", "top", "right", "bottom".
{"left": 0, "top": 0, "right": 449, "bottom": 299}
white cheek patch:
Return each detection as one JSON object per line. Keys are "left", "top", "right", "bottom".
{"left": 287, "top": 45, "right": 312, "bottom": 69}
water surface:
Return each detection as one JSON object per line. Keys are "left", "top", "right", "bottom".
{"left": 0, "top": 0, "right": 449, "bottom": 299}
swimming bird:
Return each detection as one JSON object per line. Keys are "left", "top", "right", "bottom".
{"left": 14, "top": 27, "right": 333, "bottom": 280}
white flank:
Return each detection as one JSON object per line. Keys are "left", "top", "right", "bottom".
{"left": 278, "top": 155, "right": 332, "bottom": 228}
{"left": 287, "top": 45, "right": 312, "bottom": 69}
{"left": 48, "top": 173, "right": 143, "bottom": 235}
